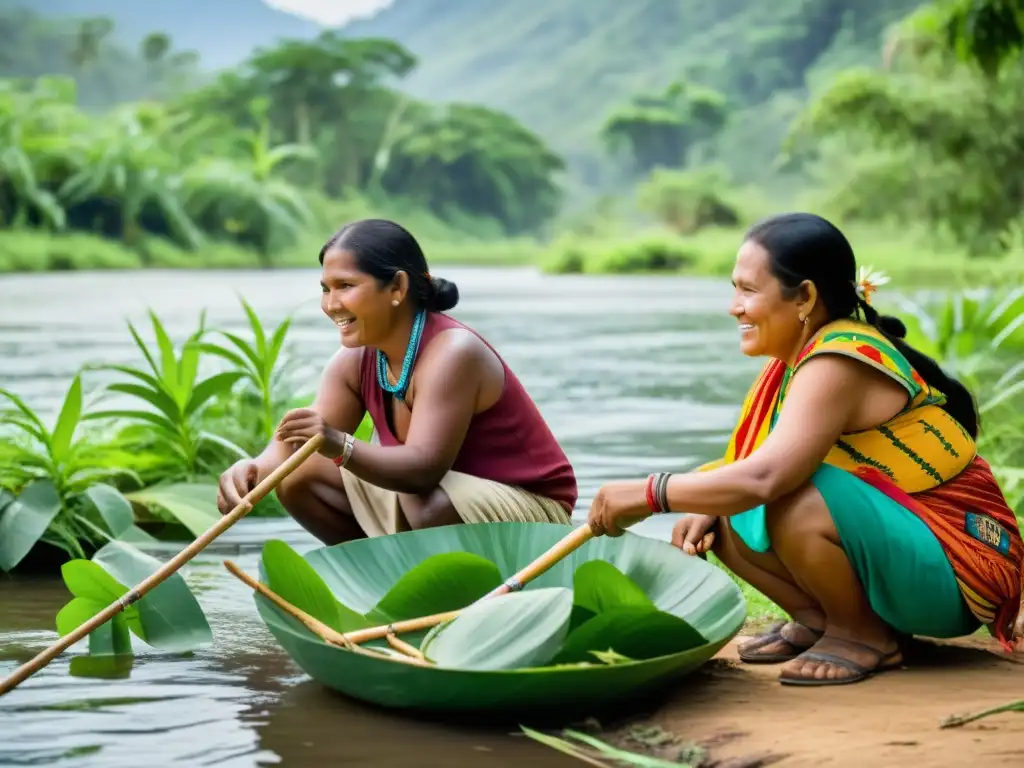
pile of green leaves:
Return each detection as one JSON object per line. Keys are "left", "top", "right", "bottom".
{"left": 260, "top": 540, "right": 708, "bottom": 670}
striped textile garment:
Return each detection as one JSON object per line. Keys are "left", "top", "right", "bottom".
{"left": 705, "top": 319, "right": 1023, "bottom": 651}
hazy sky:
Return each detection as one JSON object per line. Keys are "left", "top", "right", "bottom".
{"left": 264, "top": 0, "right": 395, "bottom": 26}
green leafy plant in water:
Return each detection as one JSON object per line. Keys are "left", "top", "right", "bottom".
{"left": 199, "top": 294, "right": 376, "bottom": 454}
{"left": 200, "top": 296, "right": 301, "bottom": 449}
{"left": 0, "top": 373, "right": 156, "bottom": 571}
{"left": 86, "top": 308, "right": 249, "bottom": 481}
{"left": 80, "top": 309, "right": 253, "bottom": 534}
{"left": 54, "top": 539, "right": 213, "bottom": 658}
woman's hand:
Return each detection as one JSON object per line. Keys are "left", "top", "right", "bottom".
{"left": 587, "top": 479, "right": 652, "bottom": 537}
{"left": 275, "top": 408, "right": 348, "bottom": 459}
{"left": 671, "top": 514, "right": 717, "bottom": 555}
{"left": 217, "top": 459, "right": 261, "bottom": 515}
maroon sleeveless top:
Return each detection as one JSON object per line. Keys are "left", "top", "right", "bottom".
{"left": 359, "top": 312, "right": 578, "bottom": 512}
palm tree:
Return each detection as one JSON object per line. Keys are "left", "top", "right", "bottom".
{"left": 58, "top": 103, "right": 201, "bottom": 258}
{"left": 180, "top": 103, "right": 317, "bottom": 268}
{"left": 0, "top": 77, "right": 78, "bottom": 230}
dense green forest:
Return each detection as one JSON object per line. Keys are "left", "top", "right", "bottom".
{"left": 0, "top": 5, "right": 562, "bottom": 270}
{"left": 342, "top": 0, "right": 926, "bottom": 189}
{"left": 1, "top": 0, "right": 1023, "bottom": 274}
{"left": 22, "top": 0, "right": 321, "bottom": 71}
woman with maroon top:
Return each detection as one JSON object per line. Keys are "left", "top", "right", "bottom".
{"left": 215, "top": 218, "right": 577, "bottom": 542}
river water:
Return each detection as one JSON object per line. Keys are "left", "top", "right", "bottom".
{"left": 0, "top": 266, "right": 758, "bottom": 766}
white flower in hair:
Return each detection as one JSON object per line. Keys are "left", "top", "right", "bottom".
{"left": 855, "top": 265, "right": 890, "bottom": 305}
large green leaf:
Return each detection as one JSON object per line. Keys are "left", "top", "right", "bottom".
{"left": 553, "top": 561, "right": 706, "bottom": 664}
{"left": 368, "top": 551, "right": 503, "bottom": 622}
{"left": 83, "top": 483, "right": 134, "bottom": 537}
{"left": 261, "top": 539, "right": 357, "bottom": 633}
{"left": 572, "top": 560, "right": 653, "bottom": 614}
{"left": 185, "top": 371, "right": 245, "bottom": 417}
{"left": 255, "top": 522, "right": 747, "bottom": 715}
{"left": 59, "top": 559, "right": 145, "bottom": 639}
{"left": 0, "top": 488, "right": 14, "bottom": 516}
{"left": 0, "top": 479, "right": 62, "bottom": 571}
{"left": 554, "top": 607, "right": 706, "bottom": 665}
{"left": 56, "top": 597, "right": 132, "bottom": 657}
{"left": 49, "top": 374, "right": 83, "bottom": 463}
{"left": 421, "top": 587, "right": 574, "bottom": 671}
{"left": 567, "top": 558, "right": 650, "bottom": 630}
{"left": 92, "top": 540, "right": 213, "bottom": 652}
{"left": 125, "top": 482, "right": 219, "bottom": 536}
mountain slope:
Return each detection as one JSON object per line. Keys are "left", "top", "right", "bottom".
{"left": 22, "top": 0, "right": 322, "bottom": 70}
{"left": 341, "top": 0, "right": 926, "bottom": 187}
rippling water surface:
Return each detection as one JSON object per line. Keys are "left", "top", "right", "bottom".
{"left": 0, "top": 267, "right": 757, "bottom": 766}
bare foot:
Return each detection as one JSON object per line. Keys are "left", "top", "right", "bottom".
{"left": 778, "top": 634, "right": 903, "bottom": 686}
{"left": 737, "top": 621, "right": 825, "bottom": 664}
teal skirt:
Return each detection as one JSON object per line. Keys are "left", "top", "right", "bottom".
{"left": 730, "top": 463, "right": 978, "bottom": 639}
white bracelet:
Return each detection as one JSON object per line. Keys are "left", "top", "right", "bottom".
{"left": 339, "top": 433, "right": 355, "bottom": 467}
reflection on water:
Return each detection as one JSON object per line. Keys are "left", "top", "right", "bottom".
{"left": 0, "top": 267, "right": 755, "bottom": 766}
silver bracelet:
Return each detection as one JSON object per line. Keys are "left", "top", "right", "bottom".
{"left": 334, "top": 433, "right": 355, "bottom": 467}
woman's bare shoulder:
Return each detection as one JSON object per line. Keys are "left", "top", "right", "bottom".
{"left": 417, "top": 326, "right": 503, "bottom": 389}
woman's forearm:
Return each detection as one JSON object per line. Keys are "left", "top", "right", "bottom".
{"left": 342, "top": 440, "right": 445, "bottom": 496}
{"left": 663, "top": 462, "right": 774, "bottom": 517}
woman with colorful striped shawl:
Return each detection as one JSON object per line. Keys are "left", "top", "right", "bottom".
{"left": 586, "top": 212, "right": 1023, "bottom": 687}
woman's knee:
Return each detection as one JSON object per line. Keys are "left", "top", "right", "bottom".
{"left": 765, "top": 481, "right": 840, "bottom": 545}
{"left": 399, "top": 486, "right": 462, "bottom": 529}
{"left": 713, "top": 517, "right": 800, "bottom": 585}
{"left": 276, "top": 454, "right": 349, "bottom": 512}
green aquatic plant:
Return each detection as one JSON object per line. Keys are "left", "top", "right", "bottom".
{"left": 250, "top": 523, "right": 746, "bottom": 714}
{"left": 54, "top": 539, "right": 213, "bottom": 657}
{"left": 201, "top": 295, "right": 299, "bottom": 445}
{"left": 86, "top": 308, "right": 248, "bottom": 480}
{"left": 0, "top": 374, "right": 155, "bottom": 571}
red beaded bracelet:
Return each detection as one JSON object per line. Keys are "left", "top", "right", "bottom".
{"left": 645, "top": 473, "right": 659, "bottom": 513}
{"left": 645, "top": 472, "right": 672, "bottom": 513}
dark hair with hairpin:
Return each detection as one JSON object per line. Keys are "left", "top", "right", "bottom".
{"left": 745, "top": 212, "right": 979, "bottom": 438}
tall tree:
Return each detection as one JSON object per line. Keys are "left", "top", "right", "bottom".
{"left": 601, "top": 80, "right": 728, "bottom": 177}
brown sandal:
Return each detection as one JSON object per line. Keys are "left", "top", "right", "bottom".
{"left": 737, "top": 621, "right": 825, "bottom": 664}
{"left": 778, "top": 637, "right": 903, "bottom": 687}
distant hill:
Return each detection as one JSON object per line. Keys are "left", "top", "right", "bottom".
{"left": 340, "top": 0, "right": 927, "bottom": 189}
{"left": 20, "top": 0, "right": 322, "bottom": 70}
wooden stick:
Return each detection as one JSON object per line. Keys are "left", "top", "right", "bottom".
{"left": 0, "top": 434, "right": 325, "bottom": 698}
{"left": 224, "top": 558, "right": 354, "bottom": 648}
{"left": 224, "top": 559, "right": 432, "bottom": 667}
{"left": 386, "top": 632, "right": 426, "bottom": 660}
{"left": 341, "top": 521, "right": 597, "bottom": 646}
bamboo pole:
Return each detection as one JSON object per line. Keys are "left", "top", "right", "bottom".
{"left": 224, "top": 560, "right": 431, "bottom": 667}
{"left": 0, "top": 434, "right": 325, "bottom": 698}
{"left": 385, "top": 632, "right": 426, "bottom": 661}
{"left": 341, "top": 521, "right": 597, "bottom": 646}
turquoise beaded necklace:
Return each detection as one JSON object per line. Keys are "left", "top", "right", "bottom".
{"left": 376, "top": 309, "right": 427, "bottom": 401}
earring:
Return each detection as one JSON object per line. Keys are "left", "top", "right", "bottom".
{"left": 391, "top": 300, "right": 399, "bottom": 307}
{"left": 798, "top": 314, "right": 807, "bottom": 325}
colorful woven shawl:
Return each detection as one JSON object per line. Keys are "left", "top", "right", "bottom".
{"left": 708, "top": 319, "right": 1023, "bottom": 650}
